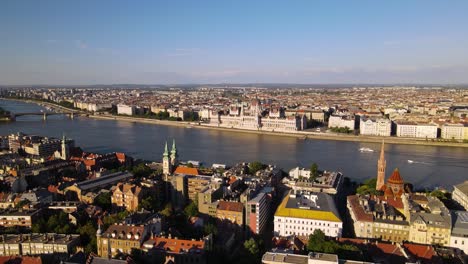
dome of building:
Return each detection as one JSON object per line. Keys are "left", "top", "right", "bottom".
{"left": 387, "top": 168, "right": 404, "bottom": 184}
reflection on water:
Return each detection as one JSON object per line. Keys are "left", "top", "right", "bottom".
{"left": 1, "top": 99, "right": 467, "bottom": 189}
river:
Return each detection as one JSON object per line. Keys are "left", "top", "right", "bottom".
{"left": 0, "top": 99, "right": 467, "bottom": 189}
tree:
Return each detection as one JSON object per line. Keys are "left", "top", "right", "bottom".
{"left": 244, "top": 238, "right": 260, "bottom": 256}
{"left": 308, "top": 229, "right": 326, "bottom": 251}
{"left": 356, "top": 178, "right": 379, "bottom": 195}
{"left": 203, "top": 222, "right": 218, "bottom": 236}
{"left": 248, "top": 161, "right": 266, "bottom": 175}
{"left": 94, "top": 192, "right": 112, "bottom": 211}
{"left": 184, "top": 202, "right": 199, "bottom": 218}
{"left": 132, "top": 163, "right": 153, "bottom": 178}
{"left": 310, "top": 163, "right": 319, "bottom": 181}
{"left": 159, "top": 203, "right": 173, "bottom": 218}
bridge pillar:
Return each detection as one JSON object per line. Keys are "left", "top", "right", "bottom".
{"left": 70, "top": 112, "right": 74, "bottom": 119}
{"left": 43, "top": 113, "right": 47, "bottom": 121}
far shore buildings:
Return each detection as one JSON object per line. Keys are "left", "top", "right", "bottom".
{"left": 274, "top": 190, "right": 342, "bottom": 238}
{"left": 394, "top": 121, "right": 438, "bottom": 138}
{"left": 328, "top": 115, "right": 355, "bottom": 130}
{"left": 359, "top": 116, "right": 391, "bottom": 136}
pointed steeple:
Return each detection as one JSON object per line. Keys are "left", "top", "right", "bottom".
{"left": 171, "top": 139, "right": 177, "bottom": 154}
{"left": 376, "top": 140, "right": 386, "bottom": 191}
{"left": 163, "top": 141, "right": 169, "bottom": 157}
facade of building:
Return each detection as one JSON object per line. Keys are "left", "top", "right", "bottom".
{"left": 0, "top": 208, "right": 41, "bottom": 228}
{"left": 359, "top": 117, "right": 391, "bottom": 136}
{"left": 441, "top": 123, "right": 464, "bottom": 140}
{"left": 450, "top": 211, "right": 468, "bottom": 253}
{"left": 216, "top": 201, "right": 244, "bottom": 229}
{"left": 0, "top": 233, "right": 79, "bottom": 256}
{"left": 142, "top": 235, "right": 211, "bottom": 264}
{"left": 117, "top": 104, "right": 135, "bottom": 116}
{"left": 246, "top": 192, "right": 269, "bottom": 235}
{"left": 395, "top": 122, "right": 438, "bottom": 138}
{"left": 453, "top": 181, "right": 468, "bottom": 210}
{"left": 328, "top": 115, "right": 355, "bottom": 130}
{"left": 274, "top": 191, "right": 342, "bottom": 238}
{"left": 111, "top": 183, "right": 143, "bottom": 212}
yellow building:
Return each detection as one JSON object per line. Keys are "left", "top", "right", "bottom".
{"left": 111, "top": 183, "right": 143, "bottom": 212}
{"left": 97, "top": 224, "right": 145, "bottom": 258}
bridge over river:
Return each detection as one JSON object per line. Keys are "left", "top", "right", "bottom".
{"left": 10, "top": 111, "right": 84, "bottom": 120}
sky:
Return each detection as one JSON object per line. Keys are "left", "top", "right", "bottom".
{"left": 1, "top": 0, "right": 468, "bottom": 85}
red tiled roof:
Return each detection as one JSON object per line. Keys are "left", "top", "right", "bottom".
{"left": 148, "top": 236, "right": 205, "bottom": 254}
{"left": 403, "top": 243, "right": 437, "bottom": 261}
{"left": 388, "top": 168, "right": 404, "bottom": 184}
{"left": 0, "top": 256, "right": 42, "bottom": 264}
{"left": 217, "top": 201, "right": 243, "bottom": 212}
{"left": 347, "top": 195, "right": 373, "bottom": 222}
{"left": 174, "top": 166, "right": 199, "bottom": 176}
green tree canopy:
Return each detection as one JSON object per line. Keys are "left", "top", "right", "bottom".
{"left": 244, "top": 238, "right": 260, "bottom": 256}
{"left": 184, "top": 201, "right": 199, "bottom": 218}
{"left": 248, "top": 161, "right": 266, "bottom": 175}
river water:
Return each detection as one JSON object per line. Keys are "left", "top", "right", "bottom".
{"left": 0, "top": 99, "right": 467, "bottom": 189}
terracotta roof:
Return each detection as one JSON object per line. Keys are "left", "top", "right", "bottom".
{"left": 403, "top": 243, "right": 437, "bottom": 263}
{"left": 102, "top": 224, "right": 145, "bottom": 240}
{"left": 147, "top": 236, "right": 205, "bottom": 254}
{"left": 388, "top": 168, "right": 404, "bottom": 184}
{"left": 217, "top": 201, "right": 243, "bottom": 212}
{"left": 174, "top": 166, "right": 199, "bottom": 176}
{"left": 0, "top": 256, "right": 42, "bottom": 264}
{"left": 347, "top": 195, "right": 373, "bottom": 222}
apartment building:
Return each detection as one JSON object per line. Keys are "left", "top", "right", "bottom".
{"left": 395, "top": 121, "right": 438, "bottom": 138}
{"left": 450, "top": 211, "right": 468, "bottom": 253}
{"left": 117, "top": 104, "right": 135, "bottom": 115}
{"left": 0, "top": 208, "right": 41, "bottom": 228}
{"left": 0, "top": 233, "right": 79, "bottom": 256}
{"left": 246, "top": 192, "right": 269, "bottom": 235}
{"left": 359, "top": 117, "right": 391, "bottom": 136}
{"left": 328, "top": 115, "right": 355, "bottom": 130}
{"left": 453, "top": 181, "right": 468, "bottom": 210}
{"left": 441, "top": 123, "right": 465, "bottom": 140}
{"left": 111, "top": 183, "right": 143, "bottom": 212}
{"left": 274, "top": 191, "right": 342, "bottom": 238}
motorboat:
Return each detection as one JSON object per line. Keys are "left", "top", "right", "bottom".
{"left": 359, "top": 147, "right": 374, "bottom": 153}
{"left": 407, "top": 160, "right": 414, "bottom": 164}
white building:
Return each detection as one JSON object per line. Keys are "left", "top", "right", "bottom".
{"left": 261, "top": 116, "right": 306, "bottom": 132}
{"left": 87, "top": 103, "right": 112, "bottom": 112}
{"left": 450, "top": 211, "right": 468, "bottom": 254}
{"left": 395, "top": 122, "right": 438, "bottom": 138}
{"left": 274, "top": 191, "right": 342, "bottom": 238}
{"left": 453, "top": 181, "right": 468, "bottom": 210}
{"left": 117, "top": 104, "right": 135, "bottom": 116}
{"left": 288, "top": 167, "right": 311, "bottom": 179}
{"left": 359, "top": 117, "right": 391, "bottom": 136}
{"left": 441, "top": 123, "right": 464, "bottom": 140}
{"left": 328, "top": 115, "right": 355, "bottom": 130}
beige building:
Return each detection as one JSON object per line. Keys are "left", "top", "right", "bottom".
{"left": 0, "top": 208, "right": 41, "bottom": 228}
{"left": 453, "top": 181, "right": 468, "bottom": 210}
{"left": 441, "top": 123, "right": 464, "bottom": 140}
{"left": 0, "top": 233, "right": 79, "bottom": 256}
{"left": 97, "top": 224, "right": 147, "bottom": 258}
{"left": 111, "top": 183, "right": 143, "bottom": 212}
{"left": 328, "top": 115, "right": 355, "bottom": 130}
{"left": 198, "top": 187, "right": 222, "bottom": 217}
{"left": 359, "top": 117, "right": 391, "bottom": 136}
{"left": 395, "top": 122, "right": 438, "bottom": 138}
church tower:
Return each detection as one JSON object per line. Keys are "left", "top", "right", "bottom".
{"left": 170, "top": 139, "right": 178, "bottom": 168}
{"left": 376, "top": 140, "right": 386, "bottom": 190}
{"left": 162, "top": 142, "right": 171, "bottom": 175}
{"left": 61, "top": 134, "right": 69, "bottom": 160}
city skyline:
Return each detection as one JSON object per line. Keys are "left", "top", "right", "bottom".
{"left": 1, "top": 0, "right": 468, "bottom": 85}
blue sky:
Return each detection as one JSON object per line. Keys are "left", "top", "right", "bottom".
{"left": 1, "top": 0, "right": 468, "bottom": 85}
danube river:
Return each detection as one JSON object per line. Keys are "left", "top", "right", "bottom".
{"left": 1, "top": 99, "right": 467, "bottom": 189}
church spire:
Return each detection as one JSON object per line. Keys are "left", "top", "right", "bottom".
{"left": 376, "top": 140, "right": 386, "bottom": 191}
{"left": 163, "top": 141, "right": 169, "bottom": 157}
{"left": 171, "top": 139, "right": 177, "bottom": 154}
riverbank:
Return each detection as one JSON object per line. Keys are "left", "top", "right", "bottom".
{"left": 3, "top": 97, "right": 467, "bottom": 148}
{"left": 90, "top": 114, "right": 468, "bottom": 148}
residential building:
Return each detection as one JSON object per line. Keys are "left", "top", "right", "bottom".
{"left": 441, "top": 123, "right": 464, "bottom": 140}
{"left": 246, "top": 192, "right": 269, "bottom": 235}
{"left": 216, "top": 201, "right": 244, "bottom": 231}
{"left": 359, "top": 117, "right": 391, "bottom": 136}
{"left": 453, "top": 180, "right": 468, "bottom": 210}
{"left": 117, "top": 104, "right": 135, "bottom": 116}
{"left": 0, "top": 208, "right": 41, "bottom": 228}
{"left": 274, "top": 191, "right": 342, "bottom": 238}
{"left": 262, "top": 251, "right": 371, "bottom": 264}
{"left": 285, "top": 171, "right": 344, "bottom": 195}
{"left": 97, "top": 222, "right": 160, "bottom": 258}
{"left": 198, "top": 187, "right": 222, "bottom": 217}
{"left": 395, "top": 122, "right": 438, "bottom": 138}
{"left": 143, "top": 235, "right": 212, "bottom": 264}
{"left": 111, "top": 183, "right": 143, "bottom": 212}
{"left": 328, "top": 115, "right": 355, "bottom": 130}
{"left": 450, "top": 211, "right": 468, "bottom": 253}
{"left": 0, "top": 233, "right": 79, "bottom": 256}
